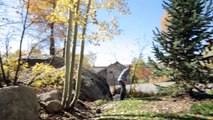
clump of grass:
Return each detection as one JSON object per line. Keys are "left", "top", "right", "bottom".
{"left": 207, "top": 90, "right": 213, "bottom": 95}
{"left": 94, "top": 99, "right": 109, "bottom": 106}
{"left": 191, "top": 100, "right": 213, "bottom": 116}
{"left": 102, "top": 99, "right": 146, "bottom": 119}
{"left": 156, "top": 84, "right": 185, "bottom": 97}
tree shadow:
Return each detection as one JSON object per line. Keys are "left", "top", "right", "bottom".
{"left": 100, "top": 113, "right": 209, "bottom": 120}
{"left": 139, "top": 97, "right": 162, "bottom": 101}
{"left": 131, "top": 96, "right": 163, "bottom": 101}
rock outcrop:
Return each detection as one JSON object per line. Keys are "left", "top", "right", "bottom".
{"left": 22, "top": 55, "right": 64, "bottom": 68}
{"left": 0, "top": 86, "right": 39, "bottom": 120}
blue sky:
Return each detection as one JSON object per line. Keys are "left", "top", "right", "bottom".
{"left": 87, "top": 0, "right": 164, "bottom": 66}
{"left": 0, "top": 0, "right": 165, "bottom": 66}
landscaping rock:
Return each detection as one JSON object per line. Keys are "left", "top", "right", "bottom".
{"left": 45, "top": 100, "right": 63, "bottom": 113}
{"left": 96, "top": 109, "right": 102, "bottom": 114}
{"left": 80, "top": 68, "right": 113, "bottom": 101}
{"left": 22, "top": 55, "right": 64, "bottom": 68}
{"left": 37, "top": 89, "right": 62, "bottom": 102}
{"left": 0, "top": 86, "right": 39, "bottom": 120}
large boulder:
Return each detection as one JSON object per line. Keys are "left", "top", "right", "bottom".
{"left": 80, "top": 68, "right": 113, "bottom": 101}
{"left": 35, "top": 67, "right": 112, "bottom": 102}
{"left": 0, "top": 86, "right": 39, "bottom": 120}
{"left": 22, "top": 55, "right": 64, "bottom": 68}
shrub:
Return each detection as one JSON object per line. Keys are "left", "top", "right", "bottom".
{"left": 0, "top": 55, "right": 28, "bottom": 81}
{"left": 30, "top": 63, "right": 64, "bottom": 88}
{"left": 191, "top": 100, "right": 213, "bottom": 116}
{"left": 207, "top": 90, "right": 213, "bottom": 95}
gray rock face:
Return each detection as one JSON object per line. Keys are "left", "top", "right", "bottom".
{"left": 80, "top": 68, "right": 113, "bottom": 101}
{"left": 22, "top": 55, "right": 64, "bottom": 68}
{"left": 37, "top": 89, "right": 62, "bottom": 102}
{"left": 0, "top": 86, "right": 39, "bottom": 120}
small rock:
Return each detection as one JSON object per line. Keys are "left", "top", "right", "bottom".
{"left": 96, "top": 109, "right": 102, "bottom": 114}
{"left": 113, "top": 94, "right": 120, "bottom": 100}
{"left": 45, "top": 100, "right": 63, "bottom": 113}
{"left": 40, "top": 113, "right": 49, "bottom": 119}
{"left": 37, "top": 89, "right": 62, "bottom": 102}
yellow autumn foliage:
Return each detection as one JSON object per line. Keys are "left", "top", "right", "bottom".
{"left": 24, "top": 0, "right": 129, "bottom": 44}
{"left": 31, "top": 63, "right": 64, "bottom": 88}
{"left": 0, "top": 53, "right": 28, "bottom": 81}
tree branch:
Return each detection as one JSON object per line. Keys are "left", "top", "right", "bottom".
{"left": 14, "top": 0, "right": 30, "bottom": 85}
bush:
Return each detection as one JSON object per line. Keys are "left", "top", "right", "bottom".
{"left": 191, "top": 100, "right": 213, "bottom": 116}
{"left": 207, "top": 90, "right": 213, "bottom": 95}
{"left": 0, "top": 55, "right": 28, "bottom": 81}
{"left": 30, "top": 63, "right": 64, "bottom": 88}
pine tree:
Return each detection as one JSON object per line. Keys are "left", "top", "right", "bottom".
{"left": 153, "top": 0, "right": 213, "bottom": 93}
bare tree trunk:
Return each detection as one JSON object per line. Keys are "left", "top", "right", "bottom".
{"left": 0, "top": 53, "right": 10, "bottom": 86}
{"left": 129, "top": 63, "right": 138, "bottom": 94}
{"left": 14, "top": 0, "right": 30, "bottom": 85}
{"left": 49, "top": 0, "right": 56, "bottom": 55}
{"left": 62, "top": 0, "right": 74, "bottom": 109}
{"left": 5, "top": 34, "right": 11, "bottom": 79}
{"left": 63, "top": 39, "right": 66, "bottom": 58}
{"left": 70, "top": 0, "right": 91, "bottom": 109}
{"left": 49, "top": 22, "right": 55, "bottom": 55}
{"left": 66, "top": 0, "right": 81, "bottom": 109}
{"left": 5, "top": 33, "right": 10, "bottom": 58}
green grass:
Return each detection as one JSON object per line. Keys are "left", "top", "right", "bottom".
{"left": 207, "top": 90, "right": 213, "bottom": 95}
{"left": 94, "top": 99, "right": 109, "bottom": 106}
{"left": 100, "top": 99, "right": 147, "bottom": 120}
{"left": 191, "top": 100, "right": 213, "bottom": 116}
{"left": 104, "top": 99, "right": 146, "bottom": 115}
{"left": 156, "top": 84, "right": 185, "bottom": 97}
{"left": 99, "top": 98, "right": 213, "bottom": 120}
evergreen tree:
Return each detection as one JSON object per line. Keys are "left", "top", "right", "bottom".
{"left": 152, "top": 0, "right": 213, "bottom": 93}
